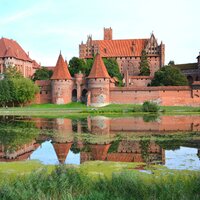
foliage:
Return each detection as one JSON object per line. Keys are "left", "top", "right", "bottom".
{"left": 0, "top": 165, "right": 199, "bottom": 199}
{"left": 11, "top": 78, "right": 39, "bottom": 106}
{"left": 139, "top": 49, "right": 150, "bottom": 76}
{"left": 0, "top": 79, "right": 12, "bottom": 107}
{"left": 4, "top": 66, "right": 23, "bottom": 79}
{"left": 142, "top": 101, "right": 159, "bottom": 112}
{"left": 32, "top": 67, "right": 53, "bottom": 81}
{"left": 0, "top": 67, "right": 39, "bottom": 107}
{"left": 69, "top": 57, "right": 89, "bottom": 76}
{"left": 103, "top": 58, "right": 123, "bottom": 86}
{"left": 151, "top": 65, "right": 188, "bottom": 86}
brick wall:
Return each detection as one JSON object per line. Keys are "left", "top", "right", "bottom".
{"left": 110, "top": 86, "right": 200, "bottom": 106}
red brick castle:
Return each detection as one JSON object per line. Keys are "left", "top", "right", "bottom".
{"left": 34, "top": 28, "right": 200, "bottom": 107}
{"left": 79, "top": 28, "right": 165, "bottom": 77}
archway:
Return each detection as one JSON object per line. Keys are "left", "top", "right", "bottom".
{"left": 72, "top": 89, "right": 77, "bottom": 102}
{"left": 196, "top": 76, "right": 199, "bottom": 81}
{"left": 81, "top": 89, "right": 88, "bottom": 103}
{"left": 187, "top": 75, "right": 193, "bottom": 85}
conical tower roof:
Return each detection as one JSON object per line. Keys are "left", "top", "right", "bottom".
{"left": 88, "top": 53, "right": 110, "bottom": 79}
{"left": 53, "top": 142, "right": 72, "bottom": 164}
{"left": 51, "top": 53, "right": 72, "bottom": 80}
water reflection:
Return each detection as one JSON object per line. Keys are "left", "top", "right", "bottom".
{"left": 0, "top": 115, "right": 200, "bottom": 170}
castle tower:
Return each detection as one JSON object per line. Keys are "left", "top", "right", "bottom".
{"left": 87, "top": 53, "right": 110, "bottom": 107}
{"left": 51, "top": 53, "right": 72, "bottom": 104}
{"left": 104, "top": 27, "right": 112, "bottom": 40}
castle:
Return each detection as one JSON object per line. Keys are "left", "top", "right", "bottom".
{"left": 79, "top": 28, "right": 165, "bottom": 77}
{"left": 35, "top": 51, "right": 200, "bottom": 107}
{"left": 0, "top": 29, "right": 199, "bottom": 107}
{"left": 0, "top": 37, "right": 40, "bottom": 78}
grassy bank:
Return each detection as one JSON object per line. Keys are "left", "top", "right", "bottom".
{"left": 0, "top": 102, "right": 200, "bottom": 117}
{"left": 0, "top": 162, "right": 199, "bottom": 200}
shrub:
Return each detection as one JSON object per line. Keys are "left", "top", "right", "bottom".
{"left": 142, "top": 101, "right": 159, "bottom": 113}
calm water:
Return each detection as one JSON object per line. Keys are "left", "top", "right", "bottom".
{"left": 0, "top": 115, "right": 200, "bottom": 170}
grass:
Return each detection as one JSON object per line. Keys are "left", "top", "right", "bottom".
{"left": 0, "top": 162, "right": 199, "bottom": 199}
{"left": 0, "top": 103, "right": 200, "bottom": 117}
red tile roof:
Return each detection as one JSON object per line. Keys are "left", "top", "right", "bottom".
{"left": 0, "top": 37, "right": 32, "bottom": 61}
{"left": 88, "top": 53, "right": 110, "bottom": 79}
{"left": 93, "top": 39, "right": 148, "bottom": 57}
{"left": 51, "top": 53, "right": 72, "bottom": 80}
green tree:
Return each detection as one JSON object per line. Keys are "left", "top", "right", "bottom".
{"left": 11, "top": 78, "right": 39, "bottom": 106}
{"left": 69, "top": 57, "right": 87, "bottom": 76}
{"left": 33, "top": 67, "right": 53, "bottom": 81}
{"left": 103, "top": 58, "right": 123, "bottom": 86}
{"left": 151, "top": 65, "right": 188, "bottom": 86}
{"left": 139, "top": 50, "right": 150, "bottom": 76}
{"left": 4, "top": 66, "right": 23, "bottom": 79}
{"left": 0, "top": 79, "right": 12, "bottom": 107}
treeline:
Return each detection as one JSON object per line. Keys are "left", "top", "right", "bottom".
{"left": 0, "top": 67, "right": 39, "bottom": 107}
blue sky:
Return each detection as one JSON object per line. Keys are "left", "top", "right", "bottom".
{"left": 0, "top": 0, "right": 199, "bottom": 66}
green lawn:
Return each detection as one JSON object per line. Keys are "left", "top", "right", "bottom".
{"left": 0, "top": 103, "right": 199, "bottom": 117}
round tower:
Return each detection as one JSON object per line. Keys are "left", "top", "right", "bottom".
{"left": 51, "top": 53, "right": 72, "bottom": 104}
{"left": 87, "top": 53, "right": 110, "bottom": 107}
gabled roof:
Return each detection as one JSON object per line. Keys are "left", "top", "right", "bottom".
{"left": 51, "top": 53, "right": 72, "bottom": 80}
{"left": 0, "top": 37, "right": 32, "bottom": 61}
{"left": 92, "top": 39, "right": 148, "bottom": 57}
{"left": 88, "top": 53, "right": 110, "bottom": 79}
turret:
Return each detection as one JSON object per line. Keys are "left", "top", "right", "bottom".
{"left": 87, "top": 53, "right": 110, "bottom": 107}
{"left": 51, "top": 53, "right": 72, "bottom": 104}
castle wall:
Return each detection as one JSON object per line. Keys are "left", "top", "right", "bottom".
{"left": 110, "top": 86, "right": 200, "bottom": 107}
{"left": 34, "top": 80, "right": 52, "bottom": 104}
{"left": 35, "top": 79, "right": 200, "bottom": 107}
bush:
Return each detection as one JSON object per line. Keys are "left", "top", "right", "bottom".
{"left": 142, "top": 101, "right": 159, "bottom": 113}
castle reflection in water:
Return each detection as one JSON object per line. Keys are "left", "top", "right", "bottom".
{"left": 0, "top": 115, "right": 200, "bottom": 164}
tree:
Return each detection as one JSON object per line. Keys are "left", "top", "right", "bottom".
{"left": 103, "top": 58, "right": 123, "bottom": 86}
{"left": 139, "top": 50, "right": 150, "bottom": 76}
{"left": 4, "top": 66, "right": 23, "bottom": 79}
{"left": 33, "top": 67, "right": 53, "bottom": 81}
{"left": 69, "top": 57, "right": 87, "bottom": 76}
{"left": 11, "top": 78, "right": 39, "bottom": 106}
{"left": 151, "top": 65, "right": 188, "bottom": 86}
{"left": 0, "top": 79, "right": 12, "bottom": 107}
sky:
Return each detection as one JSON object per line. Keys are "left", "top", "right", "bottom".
{"left": 0, "top": 0, "right": 199, "bottom": 66}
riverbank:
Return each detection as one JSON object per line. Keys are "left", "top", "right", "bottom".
{"left": 0, "top": 161, "right": 199, "bottom": 199}
{"left": 0, "top": 102, "right": 200, "bottom": 117}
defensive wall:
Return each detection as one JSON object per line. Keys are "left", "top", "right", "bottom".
{"left": 34, "top": 80, "right": 200, "bottom": 107}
